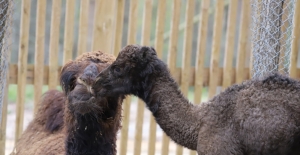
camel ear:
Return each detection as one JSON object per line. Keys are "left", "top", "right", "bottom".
{"left": 139, "top": 46, "right": 157, "bottom": 59}
{"left": 60, "top": 61, "right": 77, "bottom": 94}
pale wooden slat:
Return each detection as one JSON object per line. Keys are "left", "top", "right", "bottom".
{"left": 148, "top": 1, "right": 166, "bottom": 154}
{"left": 163, "top": 0, "right": 182, "bottom": 154}
{"left": 119, "top": 0, "right": 139, "bottom": 154}
{"left": 77, "top": 0, "right": 89, "bottom": 56}
{"left": 134, "top": 1, "right": 153, "bottom": 155}
{"left": 191, "top": 0, "right": 211, "bottom": 154}
{"left": 194, "top": 0, "right": 210, "bottom": 105}
{"left": 289, "top": 0, "right": 300, "bottom": 78}
{"left": 63, "top": 0, "right": 75, "bottom": 64}
{"left": 0, "top": 54, "right": 10, "bottom": 155}
{"left": 92, "top": 0, "right": 116, "bottom": 53}
{"left": 208, "top": 0, "right": 224, "bottom": 99}
{"left": 118, "top": 98, "right": 131, "bottom": 154}
{"left": 236, "top": 0, "right": 250, "bottom": 84}
{"left": 127, "top": 0, "right": 138, "bottom": 45}
{"left": 0, "top": 77, "right": 9, "bottom": 155}
{"left": 113, "top": 0, "right": 125, "bottom": 56}
{"left": 33, "top": 0, "right": 46, "bottom": 114}
{"left": 15, "top": 0, "right": 31, "bottom": 142}
{"left": 222, "top": 0, "right": 238, "bottom": 89}
{"left": 48, "top": 0, "right": 62, "bottom": 90}
{"left": 177, "top": 0, "right": 195, "bottom": 154}
{"left": 154, "top": 0, "right": 166, "bottom": 58}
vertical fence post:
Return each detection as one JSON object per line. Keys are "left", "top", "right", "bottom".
{"left": 290, "top": 0, "right": 300, "bottom": 78}
{"left": 92, "top": 0, "right": 116, "bottom": 53}
{"left": 177, "top": 0, "right": 195, "bottom": 154}
{"left": 48, "top": 0, "right": 62, "bottom": 90}
{"left": 15, "top": 0, "right": 31, "bottom": 142}
{"left": 148, "top": 1, "right": 166, "bottom": 155}
{"left": 208, "top": 0, "right": 224, "bottom": 99}
{"left": 0, "top": 55, "right": 10, "bottom": 155}
{"left": 134, "top": 1, "right": 153, "bottom": 155}
{"left": 119, "top": 0, "right": 139, "bottom": 154}
{"left": 163, "top": 1, "right": 182, "bottom": 154}
{"left": 63, "top": 0, "right": 75, "bottom": 64}
{"left": 34, "top": 0, "right": 46, "bottom": 114}
{"left": 223, "top": 0, "right": 238, "bottom": 89}
{"left": 236, "top": 0, "right": 250, "bottom": 83}
{"left": 77, "top": 0, "right": 89, "bottom": 56}
{"left": 191, "top": 0, "right": 211, "bottom": 154}
{"left": 113, "top": 0, "right": 125, "bottom": 56}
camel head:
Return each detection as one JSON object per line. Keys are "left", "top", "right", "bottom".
{"left": 93, "top": 45, "right": 166, "bottom": 97}
{"left": 60, "top": 51, "right": 123, "bottom": 115}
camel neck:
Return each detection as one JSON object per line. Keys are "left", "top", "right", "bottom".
{"left": 140, "top": 70, "right": 200, "bottom": 150}
{"left": 65, "top": 114, "right": 116, "bottom": 155}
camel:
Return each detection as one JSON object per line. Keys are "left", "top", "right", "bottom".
{"left": 11, "top": 51, "right": 123, "bottom": 155}
{"left": 93, "top": 44, "right": 300, "bottom": 155}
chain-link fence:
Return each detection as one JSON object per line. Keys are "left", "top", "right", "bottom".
{"left": 0, "top": 0, "right": 13, "bottom": 124}
{"left": 251, "top": 0, "right": 296, "bottom": 78}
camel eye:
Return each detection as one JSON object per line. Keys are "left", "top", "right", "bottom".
{"left": 114, "top": 67, "right": 121, "bottom": 73}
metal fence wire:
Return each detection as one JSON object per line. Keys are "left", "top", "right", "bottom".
{"left": 0, "top": 0, "right": 13, "bottom": 124}
{"left": 251, "top": 0, "right": 296, "bottom": 78}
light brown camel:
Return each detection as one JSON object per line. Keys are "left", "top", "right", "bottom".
{"left": 11, "top": 51, "right": 123, "bottom": 155}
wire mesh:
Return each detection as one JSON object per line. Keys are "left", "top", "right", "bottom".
{"left": 0, "top": 0, "right": 13, "bottom": 124}
{"left": 251, "top": 0, "right": 296, "bottom": 78}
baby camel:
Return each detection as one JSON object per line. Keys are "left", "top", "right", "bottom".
{"left": 12, "top": 51, "right": 123, "bottom": 155}
{"left": 93, "top": 45, "right": 300, "bottom": 155}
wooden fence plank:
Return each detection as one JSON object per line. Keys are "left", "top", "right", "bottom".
{"left": 15, "top": 0, "right": 31, "bottom": 142}
{"left": 236, "top": 0, "right": 250, "bottom": 84}
{"left": 48, "top": 0, "right": 62, "bottom": 90}
{"left": 33, "top": 0, "right": 46, "bottom": 114}
{"left": 290, "top": 0, "right": 300, "bottom": 78}
{"left": 163, "top": 0, "right": 182, "bottom": 154}
{"left": 92, "top": 0, "right": 116, "bottom": 53}
{"left": 77, "top": 0, "right": 89, "bottom": 56}
{"left": 223, "top": 0, "right": 238, "bottom": 89}
{"left": 113, "top": 0, "right": 125, "bottom": 56}
{"left": 208, "top": 0, "right": 224, "bottom": 99}
{"left": 134, "top": 1, "right": 153, "bottom": 155}
{"left": 148, "top": 1, "right": 166, "bottom": 155}
{"left": 0, "top": 53, "right": 10, "bottom": 155}
{"left": 195, "top": 0, "right": 210, "bottom": 105}
{"left": 63, "top": 0, "right": 75, "bottom": 64}
{"left": 191, "top": 0, "right": 211, "bottom": 154}
{"left": 119, "top": 0, "right": 139, "bottom": 154}
{"left": 0, "top": 76, "right": 9, "bottom": 155}
{"left": 177, "top": 0, "right": 195, "bottom": 154}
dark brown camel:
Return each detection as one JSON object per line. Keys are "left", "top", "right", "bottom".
{"left": 93, "top": 45, "right": 300, "bottom": 155}
{"left": 11, "top": 51, "right": 123, "bottom": 155}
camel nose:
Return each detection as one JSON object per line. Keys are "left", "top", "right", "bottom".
{"left": 79, "top": 63, "right": 99, "bottom": 85}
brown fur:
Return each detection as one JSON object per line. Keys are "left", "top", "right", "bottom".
{"left": 12, "top": 51, "right": 122, "bottom": 155}
{"left": 94, "top": 45, "right": 300, "bottom": 155}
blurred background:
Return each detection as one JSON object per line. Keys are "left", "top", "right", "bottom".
{"left": 3, "top": 0, "right": 300, "bottom": 154}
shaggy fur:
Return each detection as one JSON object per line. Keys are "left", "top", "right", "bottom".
{"left": 94, "top": 45, "right": 300, "bottom": 155}
{"left": 11, "top": 51, "right": 123, "bottom": 155}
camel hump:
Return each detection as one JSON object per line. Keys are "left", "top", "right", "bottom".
{"left": 35, "top": 90, "right": 66, "bottom": 133}
{"left": 260, "top": 73, "right": 300, "bottom": 89}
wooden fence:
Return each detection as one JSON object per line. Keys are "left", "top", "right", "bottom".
{"left": 1, "top": 0, "right": 300, "bottom": 155}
